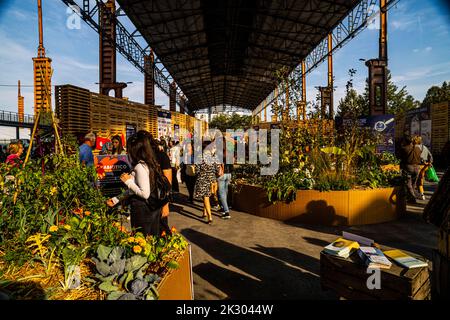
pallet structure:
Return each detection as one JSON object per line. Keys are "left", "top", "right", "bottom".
{"left": 431, "top": 101, "right": 450, "bottom": 156}
{"left": 395, "top": 101, "right": 450, "bottom": 157}
{"left": 55, "top": 84, "right": 207, "bottom": 141}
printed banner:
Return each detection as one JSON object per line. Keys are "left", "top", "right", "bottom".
{"left": 420, "top": 120, "right": 432, "bottom": 147}
{"left": 336, "top": 115, "right": 396, "bottom": 154}
{"left": 157, "top": 110, "right": 172, "bottom": 139}
{"left": 400, "top": 107, "right": 432, "bottom": 148}
{"left": 360, "top": 115, "right": 396, "bottom": 154}
{"left": 95, "top": 155, "right": 131, "bottom": 197}
{"left": 174, "top": 124, "right": 180, "bottom": 142}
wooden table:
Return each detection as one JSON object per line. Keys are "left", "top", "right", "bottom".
{"left": 320, "top": 250, "right": 431, "bottom": 300}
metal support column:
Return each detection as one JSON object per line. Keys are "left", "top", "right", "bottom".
{"left": 18, "top": 80, "right": 24, "bottom": 123}
{"left": 284, "top": 84, "right": 290, "bottom": 122}
{"left": 263, "top": 99, "right": 267, "bottom": 122}
{"left": 169, "top": 81, "right": 177, "bottom": 112}
{"left": 327, "top": 33, "right": 334, "bottom": 119}
{"left": 99, "top": 0, "right": 127, "bottom": 98}
{"left": 144, "top": 49, "right": 155, "bottom": 106}
{"left": 180, "top": 96, "right": 186, "bottom": 114}
{"left": 272, "top": 87, "right": 279, "bottom": 122}
{"left": 297, "top": 60, "right": 307, "bottom": 121}
{"left": 319, "top": 86, "right": 332, "bottom": 119}
{"left": 366, "top": 0, "right": 388, "bottom": 115}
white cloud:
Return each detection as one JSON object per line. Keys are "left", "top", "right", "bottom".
{"left": 413, "top": 48, "right": 420, "bottom": 53}
{"left": 391, "top": 61, "right": 450, "bottom": 83}
{"left": 424, "top": 46, "right": 432, "bottom": 52}
{"left": 391, "top": 19, "right": 415, "bottom": 31}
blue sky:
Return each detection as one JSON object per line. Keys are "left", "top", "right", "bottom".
{"left": 0, "top": 0, "right": 449, "bottom": 116}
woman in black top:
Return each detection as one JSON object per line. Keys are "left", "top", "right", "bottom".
{"left": 136, "top": 130, "right": 172, "bottom": 233}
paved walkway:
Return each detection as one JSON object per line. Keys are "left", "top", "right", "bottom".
{"left": 168, "top": 181, "right": 439, "bottom": 300}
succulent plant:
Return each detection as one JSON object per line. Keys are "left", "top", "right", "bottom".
{"left": 92, "top": 244, "right": 160, "bottom": 300}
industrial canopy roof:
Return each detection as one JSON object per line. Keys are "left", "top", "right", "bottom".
{"left": 117, "top": 0, "right": 361, "bottom": 111}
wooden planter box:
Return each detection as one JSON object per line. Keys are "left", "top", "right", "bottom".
{"left": 233, "top": 184, "right": 406, "bottom": 226}
{"left": 157, "top": 245, "right": 194, "bottom": 300}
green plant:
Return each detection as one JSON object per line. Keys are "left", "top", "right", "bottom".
{"left": 263, "top": 170, "right": 314, "bottom": 203}
{"left": 92, "top": 245, "right": 160, "bottom": 300}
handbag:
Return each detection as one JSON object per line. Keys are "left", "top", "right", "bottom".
{"left": 185, "top": 164, "right": 196, "bottom": 177}
{"left": 146, "top": 171, "right": 172, "bottom": 211}
{"left": 425, "top": 165, "right": 439, "bottom": 183}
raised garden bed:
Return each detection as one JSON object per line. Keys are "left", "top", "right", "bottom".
{"left": 232, "top": 183, "right": 406, "bottom": 226}
{"left": 157, "top": 245, "right": 193, "bottom": 300}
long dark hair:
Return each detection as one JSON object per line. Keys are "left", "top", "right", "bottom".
{"left": 111, "top": 135, "right": 124, "bottom": 154}
{"left": 127, "top": 133, "right": 162, "bottom": 191}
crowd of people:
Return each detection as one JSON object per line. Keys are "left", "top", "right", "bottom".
{"left": 77, "top": 130, "right": 234, "bottom": 237}
{"left": 2, "top": 128, "right": 439, "bottom": 237}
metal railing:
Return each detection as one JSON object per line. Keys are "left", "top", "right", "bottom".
{"left": 0, "top": 109, "right": 51, "bottom": 126}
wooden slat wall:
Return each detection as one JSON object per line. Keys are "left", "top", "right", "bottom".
{"left": 55, "top": 84, "right": 206, "bottom": 142}
{"left": 55, "top": 85, "right": 91, "bottom": 135}
{"left": 431, "top": 101, "right": 449, "bottom": 156}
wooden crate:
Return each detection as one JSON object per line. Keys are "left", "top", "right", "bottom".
{"left": 320, "top": 250, "right": 431, "bottom": 300}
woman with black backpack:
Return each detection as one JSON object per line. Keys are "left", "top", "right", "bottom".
{"left": 106, "top": 133, "right": 171, "bottom": 236}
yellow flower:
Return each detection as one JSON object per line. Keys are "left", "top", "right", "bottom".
{"left": 50, "top": 187, "right": 58, "bottom": 196}
{"left": 171, "top": 226, "right": 177, "bottom": 233}
{"left": 127, "top": 237, "right": 135, "bottom": 243}
{"left": 84, "top": 211, "right": 91, "bottom": 216}
{"left": 137, "top": 238, "right": 146, "bottom": 246}
{"left": 63, "top": 224, "right": 71, "bottom": 231}
{"left": 49, "top": 225, "right": 58, "bottom": 232}
{"left": 120, "top": 226, "right": 128, "bottom": 233}
{"left": 133, "top": 245, "right": 142, "bottom": 254}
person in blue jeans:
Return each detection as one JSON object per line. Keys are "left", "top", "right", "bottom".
{"left": 217, "top": 138, "right": 234, "bottom": 219}
{"left": 218, "top": 163, "right": 233, "bottom": 219}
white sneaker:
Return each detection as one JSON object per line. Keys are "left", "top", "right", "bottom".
{"left": 420, "top": 194, "right": 426, "bottom": 200}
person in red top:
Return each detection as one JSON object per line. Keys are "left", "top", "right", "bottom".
{"left": 5, "top": 142, "right": 24, "bottom": 167}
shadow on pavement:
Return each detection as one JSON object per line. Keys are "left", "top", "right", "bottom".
{"left": 182, "top": 228, "right": 336, "bottom": 300}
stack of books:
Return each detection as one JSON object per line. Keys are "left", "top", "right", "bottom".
{"left": 383, "top": 249, "right": 429, "bottom": 269}
{"left": 323, "top": 237, "right": 360, "bottom": 259}
{"left": 358, "top": 246, "right": 392, "bottom": 269}
{"left": 323, "top": 233, "right": 428, "bottom": 270}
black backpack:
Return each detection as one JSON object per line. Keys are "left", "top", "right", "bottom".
{"left": 146, "top": 169, "right": 172, "bottom": 211}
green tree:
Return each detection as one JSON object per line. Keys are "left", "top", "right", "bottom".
{"left": 338, "top": 69, "right": 367, "bottom": 118}
{"left": 421, "top": 81, "right": 450, "bottom": 109}
{"left": 362, "top": 69, "right": 419, "bottom": 116}
{"left": 208, "top": 113, "right": 252, "bottom": 132}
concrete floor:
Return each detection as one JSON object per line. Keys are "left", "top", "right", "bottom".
{"left": 168, "top": 180, "right": 439, "bottom": 300}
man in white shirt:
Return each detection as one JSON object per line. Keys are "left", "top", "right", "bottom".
{"left": 170, "top": 141, "right": 182, "bottom": 191}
